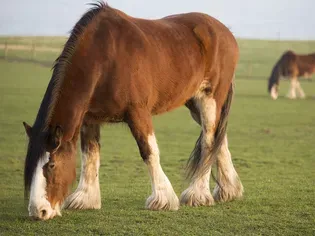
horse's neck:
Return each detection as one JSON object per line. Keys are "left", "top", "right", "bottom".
{"left": 49, "top": 67, "right": 98, "bottom": 141}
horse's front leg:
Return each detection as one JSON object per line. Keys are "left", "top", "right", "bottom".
{"left": 127, "top": 108, "right": 179, "bottom": 211}
{"left": 63, "top": 123, "right": 101, "bottom": 209}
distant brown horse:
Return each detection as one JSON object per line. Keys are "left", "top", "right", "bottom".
{"left": 23, "top": 2, "right": 243, "bottom": 220}
{"left": 268, "top": 50, "right": 315, "bottom": 100}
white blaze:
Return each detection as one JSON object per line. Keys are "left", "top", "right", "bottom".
{"left": 28, "top": 152, "right": 57, "bottom": 220}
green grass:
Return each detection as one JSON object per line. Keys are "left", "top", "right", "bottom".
{"left": 0, "top": 46, "right": 315, "bottom": 235}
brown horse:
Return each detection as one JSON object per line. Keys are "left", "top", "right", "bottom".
{"left": 268, "top": 50, "right": 315, "bottom": 100}
{"left": 23, "top": 2, "right": 243, "bottom": 220}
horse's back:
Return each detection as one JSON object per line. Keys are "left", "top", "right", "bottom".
{"left": 277, "top": 51, "right": 315, "bottom": 77}
{"left": 86, "top": 7, "right": 238, "bottom": 121}
{"left": 296, "top": 53, "right": 315, "bottom": 76}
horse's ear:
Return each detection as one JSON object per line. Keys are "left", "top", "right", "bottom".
{"left": 47, "top": 125, "right": 63, "bottom": 152}
{"left": 23, "top": 122, "right": 32, "bottom": 138}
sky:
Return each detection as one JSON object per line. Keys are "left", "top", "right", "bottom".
{"left": 0, "top": 0, "right": 314, "bottom": 40}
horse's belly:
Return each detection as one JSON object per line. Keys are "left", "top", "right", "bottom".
{"left": 151, "top": 79, "right": 201, "bottom": 115}
{"left": 86, "top": 98, "right": 127, "bottom": 123}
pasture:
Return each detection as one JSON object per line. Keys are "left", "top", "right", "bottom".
{"left": 0, "top": 38, "right": 315, "bottom": 235}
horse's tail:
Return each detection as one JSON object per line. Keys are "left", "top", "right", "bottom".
{"left": 186, "top": 82, "right": 234, "bottom": 179}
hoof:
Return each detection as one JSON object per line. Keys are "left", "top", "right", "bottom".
{"left": 145, "top": 189, "right": 179, "bottom": 211}
{"left": 213, "top": 180, "right": 244, "bottom": 202}
{"left": 63, "top": 187, "right": 101, "bottom": 210}
{"left": 180, "top": 187, "right": 214, "bottom": 207}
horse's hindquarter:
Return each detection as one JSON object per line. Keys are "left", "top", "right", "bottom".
{"left": 296, "top": 54, "right": 315, "bottom": 77}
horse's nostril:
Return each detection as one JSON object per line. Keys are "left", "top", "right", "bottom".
{"left": 31, "top": 216, "right": 40, "bottom": 221}
{"left": 40, "top": 209, "right": 47, "bottom": 218}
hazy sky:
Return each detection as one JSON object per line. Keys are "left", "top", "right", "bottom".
{"left": 1, "top": 0, "right": 314, "bottom": 40}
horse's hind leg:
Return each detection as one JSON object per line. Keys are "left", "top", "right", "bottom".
{"left": 180, "top": 97, "right": 216, "bottom": 206}
{"left": 213, "top": 135, "right": 243, "bottom": 202}
{"left": 181, "top": 81, "right": 243, "bottom": 206}
{"left": 127, "top": 108, "right": 179, "bottom": 210}
{"left": 296, "top": 80, "right": 306, "bottom": 98}
{"left": 286, "top": 77, "right": 297, "bottom": 99}
{"left": 63, "top": 123, "right": 101, "bottom": 209}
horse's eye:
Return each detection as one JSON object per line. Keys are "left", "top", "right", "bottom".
{"left": 48, "top": 162, "right": 55, "bottom": 169}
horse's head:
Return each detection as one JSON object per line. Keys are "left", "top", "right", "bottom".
{"left": 23, "top": 122, "right": 76, "bottom": 220}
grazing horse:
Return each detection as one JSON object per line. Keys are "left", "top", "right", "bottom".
{"left": 268, "top": 50, "right": 315, "bottom": 100}
{"left": 23, "top": 2, "right": 243, "bottom": 220}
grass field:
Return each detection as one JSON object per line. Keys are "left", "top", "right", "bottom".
{"left": 0, "top": 38, "right": 315, "bottom": 235}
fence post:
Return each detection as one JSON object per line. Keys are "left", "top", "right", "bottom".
{"left": 4, "top": 41, "right": 8, "bottom": 60}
